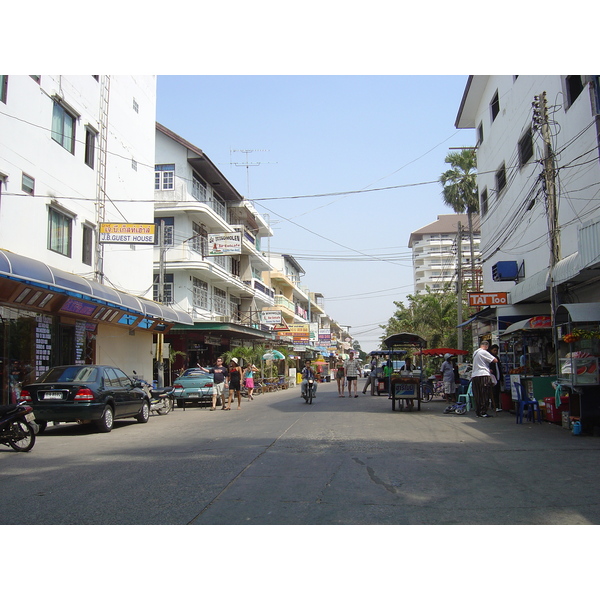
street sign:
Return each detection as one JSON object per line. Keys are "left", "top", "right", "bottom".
{"left": 468, "top": 292, "right": 509, "bottom": 307}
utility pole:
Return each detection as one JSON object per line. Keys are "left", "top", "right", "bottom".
{"left": 156, "top": 220, "right": 166, "bottom": 387}
{"left": 533, "top": 91, "right": 561, "bottom": 362}
{"left": 456, "top": 222, "right": 463, "bottom": 353}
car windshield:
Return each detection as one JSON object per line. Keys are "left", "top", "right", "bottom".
{"left": 37, "top": 366, "right": 97, "bottom": 383}
{"left": 181, "top": 369, "right": 210, "bottom": 377}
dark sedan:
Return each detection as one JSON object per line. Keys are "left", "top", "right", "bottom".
{"left": 20, "top": 365, "right": 150, "bottom": 433}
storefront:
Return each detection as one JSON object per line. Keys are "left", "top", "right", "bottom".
{"left": 0, "top": 249, "right": 192, "bottom": 404}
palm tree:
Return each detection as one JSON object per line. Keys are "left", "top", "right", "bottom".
{"left": 439, "top": 149, "right": 478, "bottom": 290}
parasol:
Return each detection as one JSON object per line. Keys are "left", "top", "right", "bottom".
{"left": 415, "top": 348, "right": 469, "bottom": 357}
{"left": 262, "top": 350, "right": 285, "bottom": 360}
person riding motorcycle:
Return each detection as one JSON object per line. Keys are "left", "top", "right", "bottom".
{"left": 301, "top": 360, "right": 318, "bottom": 399}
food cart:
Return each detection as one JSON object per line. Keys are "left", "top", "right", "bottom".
{"left": 555, "top": 303, "right": 600, "bottom": 433}
{"left": 499, "top": 316, "right": 557, "bottom": 415}
{"left": 382, "top": 333, "right": 427, "bottom": 411}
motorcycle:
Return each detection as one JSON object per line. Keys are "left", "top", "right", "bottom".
{"left": 302, "top": 378, "right": 315, "bottom": 404}
{"left": 0, "top": 401, "right": 37, "bottom": 452}
{"left": 132, "top": 372, "right": 174, "bottom": 415}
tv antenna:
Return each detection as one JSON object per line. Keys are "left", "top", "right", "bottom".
{"left": 230, "top": 149, "right": 276, "bottom": 199}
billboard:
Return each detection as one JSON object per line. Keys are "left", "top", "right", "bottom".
{"left": 468, "top": 292, "right": 509, "bottom": 307}
{"left": 99, "top": 223, "right": 155, "bottom": 244}
{"left": 208, "top": 232, "right": 242, "bottom": 255}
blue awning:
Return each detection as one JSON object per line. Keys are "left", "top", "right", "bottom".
{"left": 457, "top": 315, "right": 479, "bottom": 328}
{"left": 0, "top": 248, "right": 193, "bottom": 325}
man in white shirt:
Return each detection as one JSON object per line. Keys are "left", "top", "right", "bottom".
{"left": 344, "top": 351, "right": 362, "bottom": 398}
{"left": 471, "top": 340, "right": 498, "bottom": 418}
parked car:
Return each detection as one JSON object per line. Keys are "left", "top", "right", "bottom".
{"left": 19, "top": 365, "right": 150, "bottom": 433}
{"left": 173, "top": 369, "right": 214, "bottom": 407}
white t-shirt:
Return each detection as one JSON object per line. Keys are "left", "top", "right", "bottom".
{"left": 472, "top": 348, "right": 496, "bottom": 377}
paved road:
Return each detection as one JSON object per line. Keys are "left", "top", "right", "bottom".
{"left": 2, "top": 380, "right": 600, "bottom": 525}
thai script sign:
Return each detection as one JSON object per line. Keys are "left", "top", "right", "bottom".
{"left": 468, "top": 292, "right": 509, "bottom": 307}
{"left": 208, "top": 232, "right": 242, "bottom": 256}
{"left": 100, "top": 223, "right": 156, "bottom": 244}
{"left": 260, "top": 310, "right": 283, "bottom": 325}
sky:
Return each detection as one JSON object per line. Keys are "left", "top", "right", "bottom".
{"left": 156, "top": 75, "right": 476, "bottom": 351}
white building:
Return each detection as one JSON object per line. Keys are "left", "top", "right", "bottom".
{"left": 409, "top": 214, "right": 481, "bottom": 294}
{"left": 0, "top": 76, "right": 190, "bottom": 399}
{"left": 455, "top": 75, "right": 600, "bottom": 316}
{"left": 154, "top": 123, "right": 276, "bottom": 369}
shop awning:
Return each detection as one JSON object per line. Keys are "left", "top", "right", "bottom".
{"left": 0, "top": 248, "right": 193, "bottom": 325}
{"left": 172, "top": 320, "right": 275, "bottom": 341}
{"left": 555, "top": 303, "right": 600, "bottom": 326}
{"left": 500, "top": 316, "right": 552, "bottom": 337}
{"left": 510, "top": 267, "right": 549, "bottom": 304}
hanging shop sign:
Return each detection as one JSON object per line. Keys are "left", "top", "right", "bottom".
{"left": 468, "top": 292, "right": 509, "bottom": 307}
{"left": 99, "top": 223, "right": 156, "bottom": 244}
{"left": 208, "top": 232, "right": 242, "bottom": 256}
{"left": 261, "top": 310, "right": 283, "bottom": 325}
{"left": 318, "top": 328, "right": 331, "bottom": 344}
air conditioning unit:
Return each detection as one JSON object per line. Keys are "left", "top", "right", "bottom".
{"left": 214, "top": 315, "right": 231, "bottom": 323}
{"left": 492, "top": 261, "right": 521, "bottom": 282}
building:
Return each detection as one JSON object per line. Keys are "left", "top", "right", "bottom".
{"left": 154, "top": 123, "right": 277, "bottom": 373}
{"left": 455, "top": 75, "right": 600, "bottom": 334}
{"left": 0, "top": 75, "right": 190, "bottom": 404}
{"left": 408, "top": 214, "right": 481, "bottom": 294}
{"left": 455, "top": 75, "right": 600, "bottom": 430}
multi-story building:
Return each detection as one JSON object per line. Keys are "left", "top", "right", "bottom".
{"left": 0, "top": 76, "right": 190, "bottom": 403}
{"left": 409, "top": 214, "right": 481, "bottom": 294}
{"left": 154, "top": 123, "right": 276, "bottom": 370}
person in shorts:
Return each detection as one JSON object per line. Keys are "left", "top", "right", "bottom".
{"left": 199, "top": 357, "right": 228, "bottom": 411}
{"left": 344, "top": 351, "right": 362, "bottom": 398}
{"left": 226, "top": 357, "right": 243, "bottom": 410}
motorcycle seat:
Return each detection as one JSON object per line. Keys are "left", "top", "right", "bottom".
{"left": 0, "top": 404, "right": 22, "bottom": 416}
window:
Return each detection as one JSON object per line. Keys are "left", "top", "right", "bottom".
{"left": 82, "top": 224, "right": 94, "bottom": 266}
{"left": 132, "top": 98, "right": 139, "bottom": 113}
{"left": 153, "top": 273, "right": 173, "bottom": 304}
{"left": 490, "top": 90, "right": 500, "bottom": 122}
{"left": 131, "top": 159, "right": 137, "bottom": 171}
{"left": 155, "top": 164, "right": 175, "bottom": 190}
{"left": 22, "top": 173, "right": 35, "bottom": 195}
{"left": 193, "top": 277, "right": 209, "bottom": 309}
{"left": 566, "top": 75, "right": 584, "bottom": 107}
{"left": 495, "top": 163, "right": 507, "bottom": 194}
{"left": 480, "top": 188, "right": 488, "bottom": 217}
{"left": 477, "top": 122, "right": 484, "bottom": 146}
{"left": 192, "top": 172, "right": 207, "bottom": 201}
{"left": 48, "top": 207, "right": 72, "bottom": 257}
{"left": 213, "top": 287, "right": 227, "bottom": 315}
{"left": 84, "top": 128, "right": 96, "bottom": 168}
{"left": 154, "top": 217, "right": 174, "bottom": 246}
{"left": 0, "top": 75, "right": 7, "bottom": 103}
{"left": 518, "top": 127, "right": 534, "bottom": 166}
{"left": 191, "top": 222, "right": 207, "bottom": 255}
{"left": 51, "top": 101, "right": 76, "bottom": 153}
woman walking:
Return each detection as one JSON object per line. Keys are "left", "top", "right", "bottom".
{"left": 335, "top": 356, "right": 345, "bottom": 397}
{"left": 226, "top": 358, "right": 243, "bottom": 410}
{"left": 243, "top": 363, "right": 259, "bottom": 400}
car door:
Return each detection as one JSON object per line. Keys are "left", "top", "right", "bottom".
{"left": 103, "top": 367, "right": 129, "bottom": 418}
{"left": 114, "top": 367, "right": 143, "bottom": 416}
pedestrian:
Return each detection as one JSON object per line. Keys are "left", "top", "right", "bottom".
{"left": 399, "top": 356, "right": 416, "bottom": 410}
{"left": 440, "top": 353, "right": 456, "bottom": 403}
{"left": 335, "top": 356, "right": 346, "bottom": 397}
{"left": 344, "top": 350, "right": 362, "bottom": 398}
{"left": 243, "top": 363, "right": 258, "bottom": 400}
{"left": 226, "top": 358, "right": 243, "bottom": 410}
{"left": 471, "top": 340, "right": 498, "bottom": 418}
{"left": 489, "top": 344, "right": 503, "bottom": 412}
{"left": 362, "top": 354, "right": 378, "bottom": 395}
{"left": 301, "top": 359, "right": 318, "bottom": 400}
{"left": 198, "top": 357, "right": 229, "bottom": 411}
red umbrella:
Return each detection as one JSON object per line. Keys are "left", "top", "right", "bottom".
{"left": 415, "top": 348, "right": 469, "bottom": 357}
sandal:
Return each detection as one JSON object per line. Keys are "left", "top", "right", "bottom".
{"left": 224, "top": 407, "right": 231, "bottom": 410}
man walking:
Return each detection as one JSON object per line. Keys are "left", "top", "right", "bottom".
{"left": 440, "top": 353, "right": 456, "bottom": 403}
{"left": 344, "top": 351, "right": 362, "bottom": 398}
{"left": 471, "top": 340, "right": 498, "bottom": 418}
{"left": 198, "top": 357, "right": 229, "bottom": 411}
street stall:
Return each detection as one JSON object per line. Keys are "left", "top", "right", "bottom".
{"left": 555, "top": 303, "right": 600, "bottom": 434}
{"left": 499, "top": 316, "right": 558, "bottom": 416}
{"left": 414, "top": 348, "right": 470, "bottom": 397}
{"left": 382, "top": 333, "right": 427, "bottom": 411}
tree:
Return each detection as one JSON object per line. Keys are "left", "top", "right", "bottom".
{"left": 439, "top": 149, "right": 478, "bottom": 289}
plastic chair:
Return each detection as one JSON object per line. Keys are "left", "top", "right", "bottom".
{"left": 513, "top": 382, "right": 542, "bottom": 424}
{"left": 457, "top": 382, "right": 474, "bottom": 411}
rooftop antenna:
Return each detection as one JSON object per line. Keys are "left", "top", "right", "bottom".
{"left": 230, "top": 149, "right": 276, "bottom": 199}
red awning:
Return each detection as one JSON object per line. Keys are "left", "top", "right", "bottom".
{"left": 415, "top": 348, "right": 469, "bottom": 357}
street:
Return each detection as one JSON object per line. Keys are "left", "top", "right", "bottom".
{"left": 2, "top": 379, "right": 600, "bottom": 526}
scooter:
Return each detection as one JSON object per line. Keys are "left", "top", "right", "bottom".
{"left": 302, "top": 379, "right": 315, "bottom": 404}
{"left": 132, "top": 373, "right": 175, "bottom": 415}
{"left": 0, "top": 401, "right": 37, "bottom": 452}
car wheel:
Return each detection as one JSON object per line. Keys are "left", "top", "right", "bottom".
{"left": 95, "top": 405, "right": 114, "bottom": 433}
{"left": 136, "top": 400, "right": 150, "bottom": 423}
